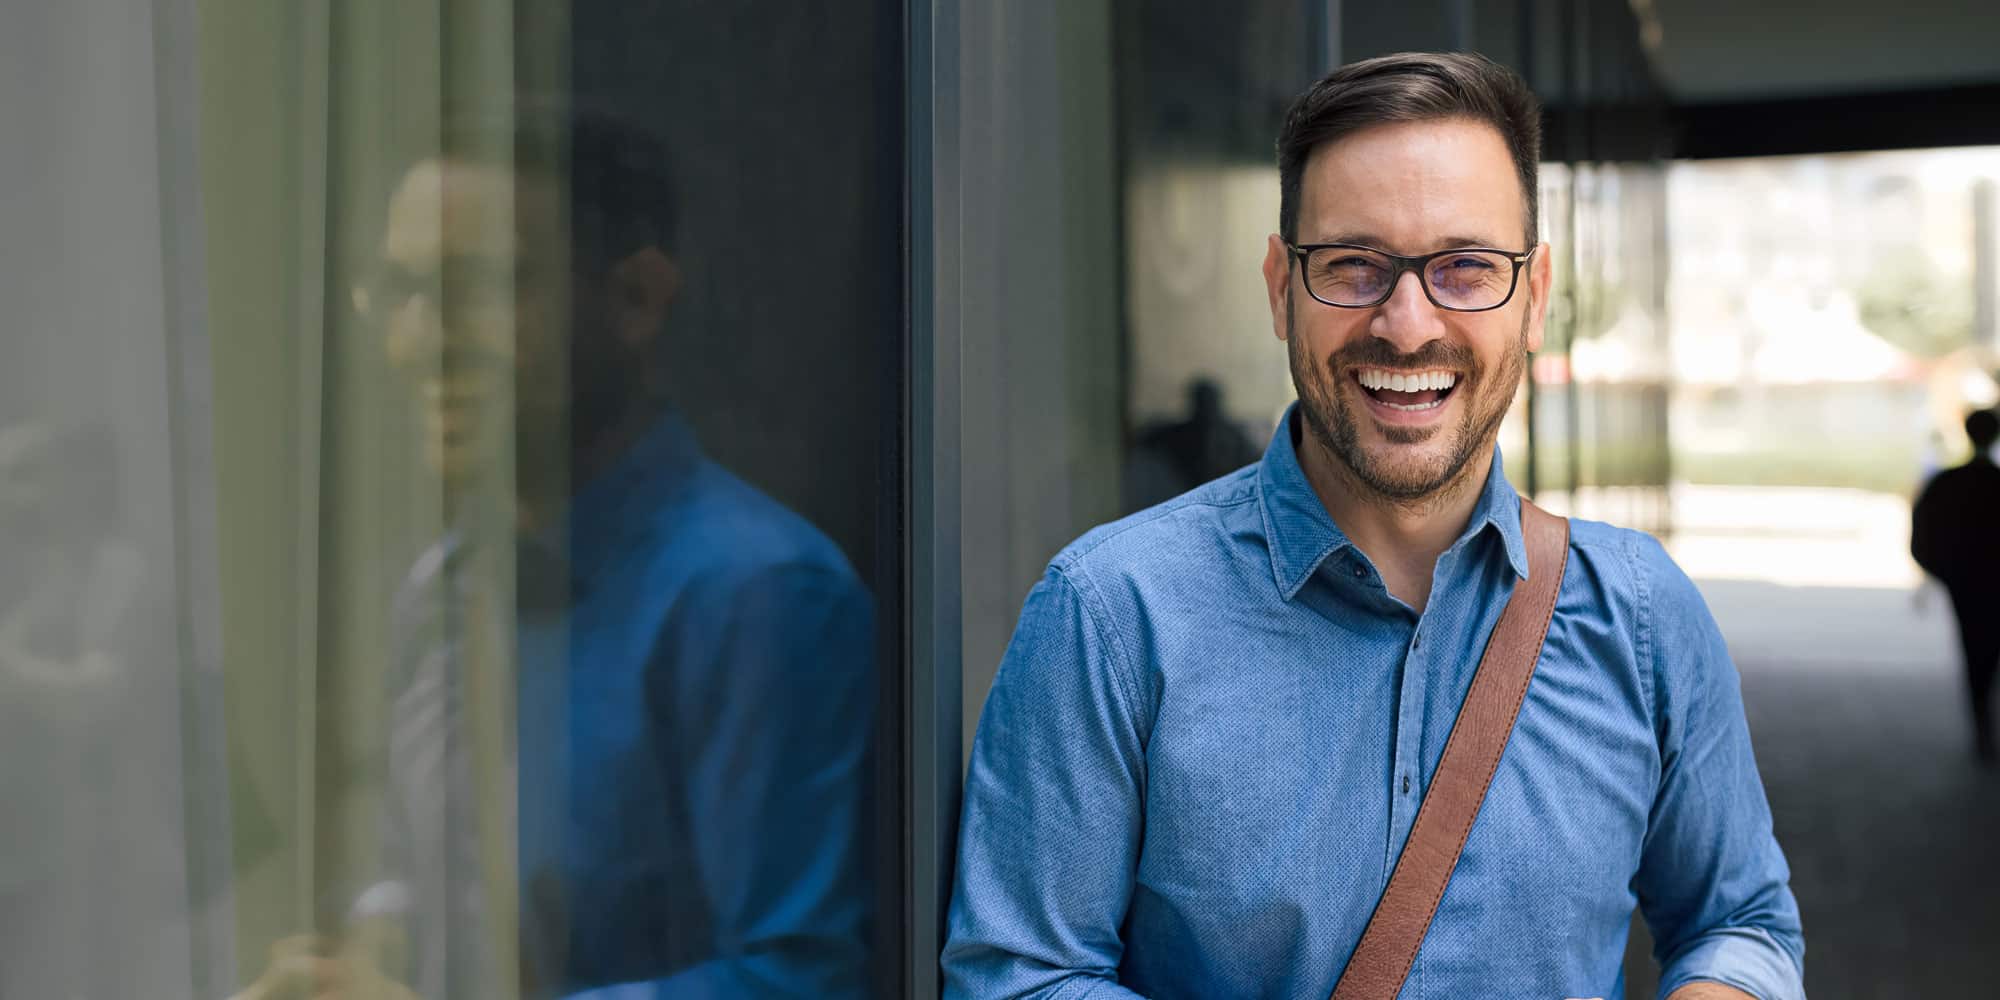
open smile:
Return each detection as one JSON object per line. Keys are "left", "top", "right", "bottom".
{"left": 1350, "top": 367, "right": 1460, "bottom": 425}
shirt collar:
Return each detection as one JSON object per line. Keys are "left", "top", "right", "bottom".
{"left": 1257, "top": 403, "right": 1528, "bottom": 601}
{"left": 417, "top": 413, "right": 702, "bottom": 614}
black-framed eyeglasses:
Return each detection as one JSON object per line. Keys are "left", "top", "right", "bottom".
{"left": 349, "top": 256, "right": 535, "bottom": 325}
{"left": 1285, "top": 241, "right": 1535, "bottom": 312}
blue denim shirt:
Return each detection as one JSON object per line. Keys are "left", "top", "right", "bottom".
{"left": 944, "top": 406, "right": 1803, "bottom": 1000}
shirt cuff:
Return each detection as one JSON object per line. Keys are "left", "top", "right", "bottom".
{"left": 1658, "top": 926, "right": 1805, "bottom": 1000}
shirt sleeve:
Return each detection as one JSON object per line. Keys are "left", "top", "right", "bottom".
{"left": 942, "top": 566, "right": 1151, "bottom": 1000}
{"left": 650, "top": 561, "right": 877, "bottom": 998}
{"left": 1632, "top": 538, "right": 1806, "bottom": 1000}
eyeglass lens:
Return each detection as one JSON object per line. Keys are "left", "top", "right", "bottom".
{"left": 1303, "top": 247, "right": 1515, "bottom": 310}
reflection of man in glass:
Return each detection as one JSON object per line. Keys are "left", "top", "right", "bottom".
{"left": 234, "top": 108, "right": 875, "bottom": 999}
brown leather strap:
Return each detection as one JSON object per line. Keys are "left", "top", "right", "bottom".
{"left": 1329, "top": 499, "right": 1571, "bottom": 1000}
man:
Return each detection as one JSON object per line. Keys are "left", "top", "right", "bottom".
{"left": 944, "top": 53, "right": 1803, "bottom": 1000}
{"left": 232, "top": 108, "right": 877, "bottom": 999}
{"left": 1911, "top": 407, "right": 2000, "bottom": 763}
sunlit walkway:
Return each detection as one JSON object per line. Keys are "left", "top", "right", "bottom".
{"left": 1619, "top": 486, "right": 2000, "bottom": 997}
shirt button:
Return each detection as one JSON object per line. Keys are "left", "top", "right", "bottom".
{"left": 1401, "top": 775, "right": 1411, "bottom": 794}
{"left": 1351, "top": 565, "right": 1366, "bottom": 579}
{"left": 1412, "top": 631, "right": 1421, "bottom": 650}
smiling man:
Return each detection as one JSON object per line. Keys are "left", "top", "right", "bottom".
{"left": 943, "top": 53, "right": 1804, "bottom": 1000}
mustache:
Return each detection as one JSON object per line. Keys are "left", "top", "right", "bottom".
{"left": 1327, "top": 337, "right": 1476, "bottom": 373}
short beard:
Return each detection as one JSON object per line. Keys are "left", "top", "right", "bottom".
{"left": 1287, "top": 304, "right": 1527, "bottom": 508}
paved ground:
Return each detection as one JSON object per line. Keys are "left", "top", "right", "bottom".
{"left": 1616, "top": 489, "right": 1999, "bottom": 997}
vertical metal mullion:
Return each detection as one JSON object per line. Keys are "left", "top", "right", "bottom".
{"left": 1521, "top": 0, "right": 1541, "bottom": 499}
{"left": 906, "top": 0, "right": 962, "bottom": 997}
{"left": 1557, "top": 0, "right": 1582, "bottom": 506}
{"left": 1314, "top": 0, "right": 1344, "bottom": 76}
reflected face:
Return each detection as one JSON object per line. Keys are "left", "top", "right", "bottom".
{"left": 367, "top": 159, "right": 569, "bottom": 484}
{"left": 1263, "top": 118, "right": 1550, "bottom": 502}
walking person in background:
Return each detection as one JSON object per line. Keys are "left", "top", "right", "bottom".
{"left": 1911, "top": 407, "right": 2000, "bottom": 764}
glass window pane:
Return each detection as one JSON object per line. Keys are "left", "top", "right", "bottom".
{"left": 3, "top": 2, "right": 905, "bottom": 997}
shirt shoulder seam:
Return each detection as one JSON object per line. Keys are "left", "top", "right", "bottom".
{"left": 1630, "top": 530, "right": 1661, "bottom": 735}
{"left": 1056, "top": 486, "right": 1260, "bottom": 569}
{"left": 1050, "top": 561, "right": 1151, "bottom": 745}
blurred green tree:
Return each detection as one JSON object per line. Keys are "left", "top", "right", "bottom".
{"left": 1858, "top": 260, "right": 1975, "bottom": 359}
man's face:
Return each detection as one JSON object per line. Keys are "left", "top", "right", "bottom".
{"left": 1262, "top": 118, "right": 1551, "bottom": 503}
{"left": 367, "top": 158, "right": 571, "bottom": 485}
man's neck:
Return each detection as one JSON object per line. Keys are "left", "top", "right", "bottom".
{"left": 519, "top": 404, "right": 663, "bottom": 535}
{"left": 439, "top": 403, "right": 662, "bottom": 540}
{"left": 1296, "top": 424, "right": 1492, "bottom": 613}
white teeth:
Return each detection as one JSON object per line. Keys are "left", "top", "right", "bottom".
{"left": 1381, "top": 397, "right": 1446, "bottom": 411}
{"left": 1358, "top": 369, "right": 1457, "bottom": 392}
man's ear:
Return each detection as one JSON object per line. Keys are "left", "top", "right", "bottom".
{"left": 1262, "top": 234, "right": 1292, "bottom": 342}
{"left": 1523, "top": 241, "right": 1553, "bottom": 353}
{"left": 607, "top": 245, "right": 681, "bottom": 352}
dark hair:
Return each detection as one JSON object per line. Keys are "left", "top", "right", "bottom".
{"left": 439, "top": 101, "right": 676, "bottom": 267}
{"left": 1968, "top": 408, "right": 2000, "bottom": 450}
{"left": 1277, "top": 52, "right": 1542, "bottom": 248}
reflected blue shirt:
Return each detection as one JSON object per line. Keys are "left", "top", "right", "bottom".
{"left": 943, "top": 406, "right": 1803, "bottom": 1000}
{"left": 383, "top": 414, "right": 876, "bottom": 999}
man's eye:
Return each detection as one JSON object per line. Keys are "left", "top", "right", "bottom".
{"left": 1439, "top": 255, "right": 1496, "bottom": 272}
{"left": 1327, "top": 256, "right": 1383, "bottom": 271}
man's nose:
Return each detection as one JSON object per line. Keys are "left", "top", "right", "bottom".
{"left": 1369, "top": 268, "right": 1448, "bottom": 352}
{"left": 385, "top": 293, "right": 445, "bottom": 369}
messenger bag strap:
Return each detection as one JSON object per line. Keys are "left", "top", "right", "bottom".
{"left": 1328, "top": 499, "right": 1571, "bottom": 1000}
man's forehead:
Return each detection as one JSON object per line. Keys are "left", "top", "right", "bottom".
{"left": 1296, "top": 118, "right": 1527, "bottom": 249}
{"left": 382, "top": 157, "right": 554, "bottom": 265}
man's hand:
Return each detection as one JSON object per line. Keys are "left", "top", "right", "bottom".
{"left": 226, "top": 933, "right": 421, "bottom": 1000}
{"left": 1666, "top": 983, "right": 1758, "bottom": 1000}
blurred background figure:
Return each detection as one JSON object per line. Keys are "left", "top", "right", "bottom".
{"left": 1911, "top": 408, "right": 2000, "bottom": 763}
{"left": 1123, "top": 377, "right": 1260, "bottom": 510}
{"left": 0, "top": 421, "right": 174, "bottom": 1000}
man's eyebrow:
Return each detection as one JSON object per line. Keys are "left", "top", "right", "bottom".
{"left": 1309, "top": 231, "right": 1387, "bottom": 248}
{"left": 1433, "top": 234, "right": 1508, "bottom": 251}
{"left": 1305, "top": 232, "right": 1510, "bottom": 253}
